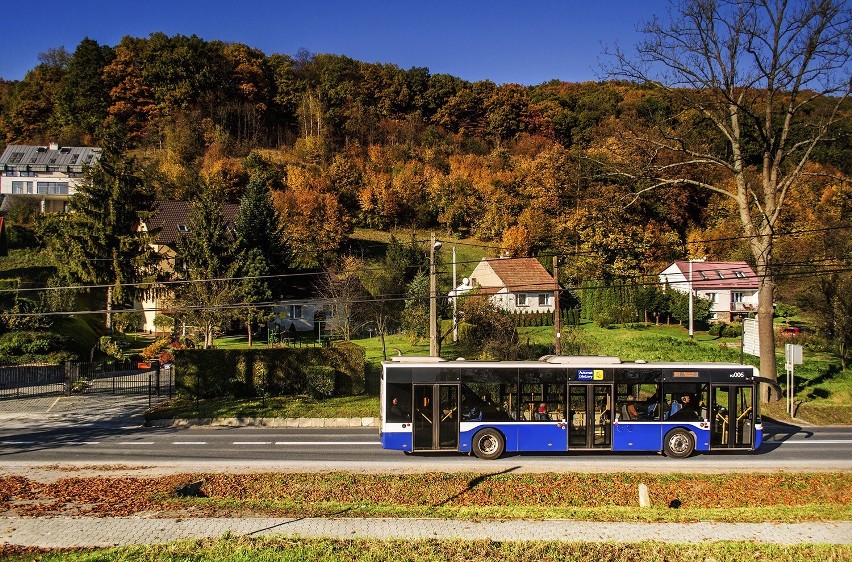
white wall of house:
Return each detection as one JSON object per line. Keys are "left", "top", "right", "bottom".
{"left": 0, "top": 145, "right": 99, "bottom": 213}
{"left": 268, "top": 303, "right": 318, "bottom": 333}
{"left": 659, "top": 263, "right": 759, "bottom": 322}
{"left": 450, "top": 281, "right": 556, "bottom": 314}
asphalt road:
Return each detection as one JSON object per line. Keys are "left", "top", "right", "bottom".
{"left": 0, "top": 421, "right": 849, "bottom": 472}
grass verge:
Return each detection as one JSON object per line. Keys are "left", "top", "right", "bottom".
{"left": 145, "top": 394, "right": 379, "bottom": 421}
{"left": 3, "top": 472, "right": 849, "bottom": 523}
{"left": 2, "top": 538, "right": 849, "bottom": 562}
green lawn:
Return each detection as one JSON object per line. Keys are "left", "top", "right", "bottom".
{"left": 146, "top": 394, "right": 378, "bottom": 420}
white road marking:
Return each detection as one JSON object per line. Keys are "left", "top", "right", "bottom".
{"left": 780, "top": 440, "right": 852, "bottom": 444}
{"left": 1, "top": 441, "right": 35, "bottom": 445}
{"left": 118, "top": 441, "right": 154, "bottom": 445}
{"left": 172, "top": 441, "right": 208, "bottom": 445}
{"left": 232, "top": 441, "right": 272, "bottom": 445}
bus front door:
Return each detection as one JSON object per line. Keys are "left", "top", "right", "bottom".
{"left": 568, "top": 384, "right": 612, "bottom": 450}
{"left": 710, "top": 385, "right": 754, "bottom": 449}
{"left": 413, "top": 384, "right": 459, "bottom": 451}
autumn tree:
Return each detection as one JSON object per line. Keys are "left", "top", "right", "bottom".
{"left": 4, "top": 48, "right": 69, "bottom": 143}
{"left": 607, "top": 0, "right": 852, "bottom": 393}
{"left": 803, "top": 273, "right": 852, "bottom": 369}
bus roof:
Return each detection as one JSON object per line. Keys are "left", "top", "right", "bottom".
{"left": 384, "top": 355, "right": 748, "bottom": 369}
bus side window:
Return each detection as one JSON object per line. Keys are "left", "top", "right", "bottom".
{"left": 386, "top": 383, "right": 411, "bottom": 422}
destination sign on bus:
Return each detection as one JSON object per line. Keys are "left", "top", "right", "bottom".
{"left": 577, "top": 369, "right": 604, "bottom": 380}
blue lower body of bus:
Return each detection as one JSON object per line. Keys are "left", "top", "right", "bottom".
{"left": 381, "top": 421, "right": 763, "bottom": 454}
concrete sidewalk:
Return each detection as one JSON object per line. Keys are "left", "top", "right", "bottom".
{"left": 1, "top": 516, "right": 850, "bottom": 548}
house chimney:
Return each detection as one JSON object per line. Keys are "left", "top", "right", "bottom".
{"left": 48, "top": 142, "right": 59, "bottom": 151}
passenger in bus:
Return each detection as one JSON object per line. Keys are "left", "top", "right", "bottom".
{"left": 461, "top": 396, "right": 482, "bottom": 421}
{"left": 667, "top": 397, "right": 682, "bottom": 418}
{"left": 536, "top": 403, "right": 548, "bottom": 420}
{"left": 625, "top": 396, "right": 640, "bottom": 420}
{"left": 667, "top": 394, "right": 699, "bottom": 421}
{"left": 389, "top": 396, "right": 408, "bottom": 421}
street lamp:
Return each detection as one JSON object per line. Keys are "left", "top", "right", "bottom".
{"left": 429, "top": 233, "right": 442, "bottom": 357}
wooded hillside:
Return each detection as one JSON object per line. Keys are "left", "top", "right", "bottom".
{"left": 0, "top": 34, "right": 849, "bottom": 286}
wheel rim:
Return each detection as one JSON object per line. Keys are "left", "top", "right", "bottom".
{"left": 669, "top": 433, "right": 690, "bottom": 455}
{"left": 479, "top": 435, "right": 498, "bottom": 455}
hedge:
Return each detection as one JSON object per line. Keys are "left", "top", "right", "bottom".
{"left": 174, "top": 341, "right": 366, "bottom": 399}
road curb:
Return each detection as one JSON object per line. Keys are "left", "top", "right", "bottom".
{"left": 144, "top": 417, "right": 380, "bottom": 428}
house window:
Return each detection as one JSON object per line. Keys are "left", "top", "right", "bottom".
{"left": 290, "top": 305, "right": 303, "bottom": 319}
{"left": 3, "top": 167, "right": 16, "bottom": 176}
{"left": 699, "top": 271, "right": 709, "bottom": 280}
{"left": 705, "top": 293, "right": 717, "bottom": 304}
{"left": 516, "top": 294, "right": 527, "bottom": 307}
{"left": 9, "top": 152, "right": 24, "bottom": 164}
{"left": 11, "top": 181, "right": 33, "bottom": 194}
{"left": 731, "top": 292, "right": 743, "bottom": 304}
{"left": 177, "top": 224, "right": 189, "bottom": 233}
{"left": 716, "top": 270, "right": 725, "bottom": 279}
{"left": 36, "top": 182, "right": 69, "bottom": 195}
{"left": 538, "top": 293, "right": 550, "bottom": 306}
{"left": 733, "top": 270, "right": 746, "bottom": 279}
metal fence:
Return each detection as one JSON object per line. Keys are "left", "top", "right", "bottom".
{"left": 0, "top": 360, "right": 174, "bottom": 401}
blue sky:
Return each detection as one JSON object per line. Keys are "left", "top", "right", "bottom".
{"left": 0, "top": 1, "right": 671, "bottom": 85}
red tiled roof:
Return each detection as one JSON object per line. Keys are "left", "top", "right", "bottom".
{"left": 486, "top": 257, "right": 558, "bottom": 292}
{"left": 146, "top": 200, "right": 239, "bottom": 248}
{"left": 670, "top": 261, "right": 759, "bottom": 290}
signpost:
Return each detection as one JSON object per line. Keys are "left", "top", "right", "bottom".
{"left": 741, "top": 317, "right": 760, "bottom": 361}
{"left": 785, "top": 343, "right": 803, "bottom": 418}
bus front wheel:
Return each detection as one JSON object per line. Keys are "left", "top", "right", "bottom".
{"left": 664, "top": 429, "right": 695, "bottom": 458}
{"left": 472, "top": 429, "right": 504, "bottom": 460}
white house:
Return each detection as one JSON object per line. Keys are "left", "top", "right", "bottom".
{"left": 450, "top": 257, "right": 558, "bottom": 313}
{"left": 0, "top": 144, "right": 101, "bottom": 213}
{"left": 659, "top": 261, "right": 759, "bottom": 322}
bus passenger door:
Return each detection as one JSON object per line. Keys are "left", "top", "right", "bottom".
{"left": 568, "top": 384, "right": 612, "bottom": 450}
{"left": 710, "top": 385, "right": 754, "bottom": 449}
{"left": 413, "top": 384, "right": 459, "bottom": 451}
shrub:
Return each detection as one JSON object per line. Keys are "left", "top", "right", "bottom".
{"left": 709, "top": 322, "right": 743, "bottom": 338}
{"left": 99, "top": 336, "right": 124, "bottom": 359}
{"left": 0, "top": 331, "right": 75, "bottom": 364}
{"left": 174, "top": 345, "right": 366, "bottom": 399}
{"left": 142, "top": 337, "right": 172, "bottom": 360}
{"left": 306, "top": 365, "right": 336, "bottom": 398}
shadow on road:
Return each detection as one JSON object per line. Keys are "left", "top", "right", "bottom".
{"left": 756, "top": 417, "right": 813, "bottom": 454}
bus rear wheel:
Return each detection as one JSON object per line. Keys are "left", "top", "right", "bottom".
{"left": 472, "top": 429, "right": 504, "bottom": 460}
{"left": 664, "top": 429, "right": 695, "bottom": 458}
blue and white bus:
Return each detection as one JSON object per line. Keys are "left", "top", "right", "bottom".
{"left": 380, "top": 355, "right": 777, "bottom": 459}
